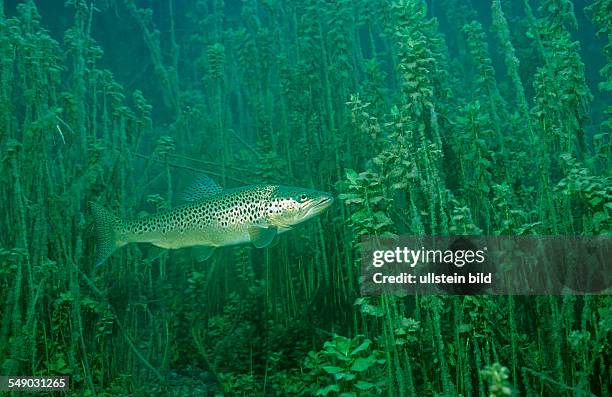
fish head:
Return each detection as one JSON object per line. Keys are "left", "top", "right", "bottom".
{"left": 267, "top": 186, "right": 334, "bottom": 228}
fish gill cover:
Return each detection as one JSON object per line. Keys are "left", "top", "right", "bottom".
{"left": 0, "top": 0, "right": 610, "bottom": 396}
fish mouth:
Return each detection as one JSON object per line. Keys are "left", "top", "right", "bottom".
{"left": 307, "top": 195, "right": 334, "bottom": 215}
{"left": 317, "top": 195, "right": 334, "bottom": 208}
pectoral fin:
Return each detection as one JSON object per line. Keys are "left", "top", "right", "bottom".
{"left": 193, "top": 246, "right": 216, "bottom": 262}
{"left": 248, "top": 225, "right": 278, "bottom": 248}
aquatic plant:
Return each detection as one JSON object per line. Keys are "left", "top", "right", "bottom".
{"left": 461, "top": 20, "right": 507, "bottom": 145}
{"left": 481, "top": 363, "right": 513, "bottom": 397}
{"left": 304, "top": 334, "right": 386, "bottom": 396}
{"left": 586, "top": 0, "right": 612, "bottom": 165}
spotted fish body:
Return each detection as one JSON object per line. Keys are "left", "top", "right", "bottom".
{"left": 90, "top": 179, "right": 334, "bottom": 266}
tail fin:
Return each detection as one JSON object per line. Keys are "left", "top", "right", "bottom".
{"left": 89, "top": 202, "right": 123, "bottom": 266}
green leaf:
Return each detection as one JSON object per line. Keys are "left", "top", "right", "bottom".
{"left": 315, "top": 385, "right": 340, "bottom": 396}
{"left": 380, "top": 231, "right": 398, "bottom": 238}
{"left": 345, "top": 198, "right": 364, "bottom": 205}
{"left": 374, "top": 212, "right": 393, "bottom": 225}
{"left": 350, "top": 339, "right": 371, "bottom": 356}
{"left": 336, "top": 372, "right": 356, "bottom": 381}
{"left": 322, "top": 365, "right": 344, "bottom": 374}
{"left": 360, "top": 303, "right": 384, "bottom": 317}
{"left": 351, "top": 356, "right": 376, "bottom": 372}
{"left": 345, "top": 169, "right": 359, "bottom": 184}
{"left": 369, "top": 196, "right": 384, "bottom": 205}
{"left": 338, "top": 193, "right": 359, "bottom": 200}
{"left": 355, "top": 380, "right": 376, "bottom": 390}
{"left": 593, "top": 211, "right": 608, "bottom": 226}
{"left": 325, "top": 336, "right": 351, "bottom": 357}
{"left": 354, "top": 297, "right": 366, "bottom": 306}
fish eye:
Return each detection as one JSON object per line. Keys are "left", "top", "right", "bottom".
{"left": 299, "top": 194, "right": 307, "bottom": 201}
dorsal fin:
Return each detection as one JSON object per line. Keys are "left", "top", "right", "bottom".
{"left": 180, "top": 175, "right": 223, "bottom": 202}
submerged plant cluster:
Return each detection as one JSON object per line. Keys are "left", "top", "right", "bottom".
{"left": 0, "top": 0, "right": 610, "bottom": 396}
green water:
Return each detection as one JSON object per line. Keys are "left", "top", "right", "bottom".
{"left": 0, "top": 0, "right": 610, "bottom": 396}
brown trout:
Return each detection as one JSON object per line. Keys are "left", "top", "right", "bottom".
{"left": 90, "top": 176, "right": 334, "bottom": 265}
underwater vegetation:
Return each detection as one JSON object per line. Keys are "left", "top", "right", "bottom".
{"left": 0, "top": 0, "right": 610, "bottom": 396}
